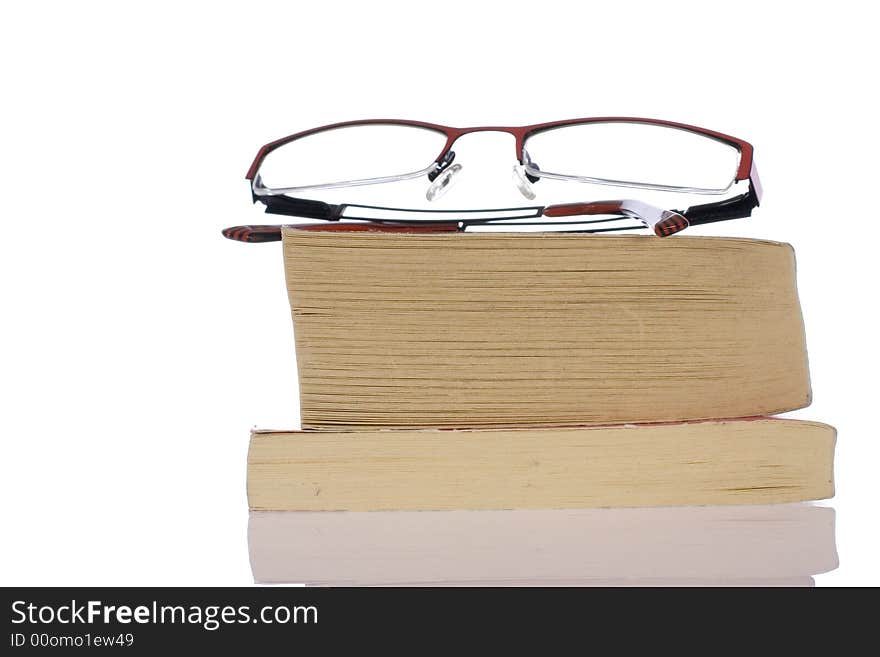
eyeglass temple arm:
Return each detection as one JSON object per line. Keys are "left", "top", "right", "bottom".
{"left": 221, "top": 225, "right": 284, "bottom": 243}
{"left": 221, "top": 195, "right": 343, "bottom": 240}
{"left": 222, "top": 223, "right": 461, "bottom": 242}
{"left": 222, "top": 200, "right": 679, "bottom": 242}
{"left": 542, "top": 200, "right": 690, "bottom": 237}
{"left": 543, "top": 164, "right": 762, "bottom": 236}
{"left": 683, "top": 160, "right": 762, "bottom": 227}
{"left": 253, "top": 194, "right": 342, "bottom": 220}
{"left": 222, "top": 193, "right": 334, "bottom": 242}
{"left": 221, "top": 197, "right": 713, "bottom": 242}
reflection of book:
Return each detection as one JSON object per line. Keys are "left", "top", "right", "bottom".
{"left": 282, "top": 230, "right": 811, "bottom": 429}
{"left": 248, "top": 504, "right": 837, "bottom": 586}
{"left": 248, "top": 418, "right": 835, "bottom": 511}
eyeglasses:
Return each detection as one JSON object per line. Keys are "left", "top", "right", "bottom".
{"left": 222, "top": 117, "right": 762, "bottom": 242}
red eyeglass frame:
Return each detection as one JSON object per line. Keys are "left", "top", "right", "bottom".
{"left": 225, "top": 117, "right": 761, "bottom": 242}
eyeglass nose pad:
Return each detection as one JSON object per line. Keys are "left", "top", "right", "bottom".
{"left": 426, "top": 163, "right": 463, "bottom": 201}
{"left": 512, "top": 164, "right": 537, "bottom": 200}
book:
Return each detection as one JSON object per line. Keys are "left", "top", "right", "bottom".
{"left": 248, "top": 504, "right": 837, "bottom": 586}
{"left": 282, "top": 229, "right": 811, "bottom": 429}
{"left": 247, "top": 418, "right": 835, "bottom": 511}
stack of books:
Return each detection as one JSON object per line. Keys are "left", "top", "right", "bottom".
{"left": 247, "top": 225, "right": 836, "bottom": 583}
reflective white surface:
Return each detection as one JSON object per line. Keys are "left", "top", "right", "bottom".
{"left": 249, "top": 505, "right": 837, "bottom": 586}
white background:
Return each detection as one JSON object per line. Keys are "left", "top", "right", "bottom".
{"left": 1, "top": 1, "right": 877, "bottom": 585}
